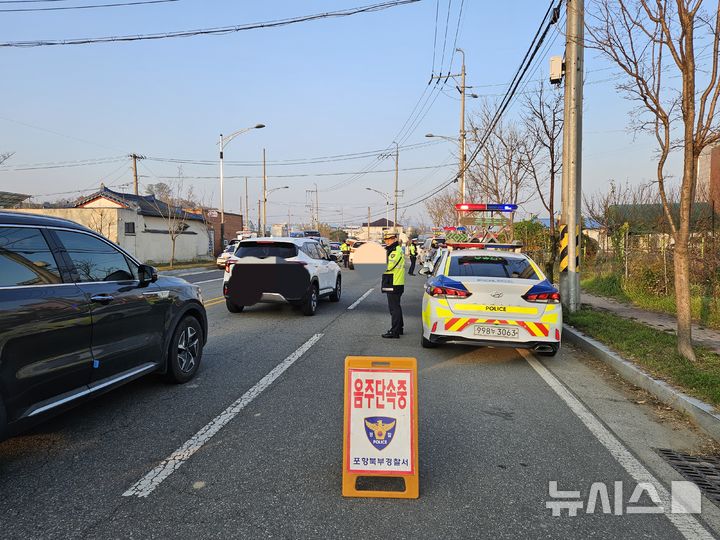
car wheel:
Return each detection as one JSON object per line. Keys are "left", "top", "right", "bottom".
{"left": 301, "top": 283, "right": 319, "bottom": 316}
{"left": 226, "top": 300, "right": 244, "bottom": 313}
{"left": 421, "top": 334, "right": 438, "bottom": 348}
{"left": 329, "top": 276, "right": 341, "bottom": 302}
{"left": 166, "top": 316, "right": 203, "bottom": 383}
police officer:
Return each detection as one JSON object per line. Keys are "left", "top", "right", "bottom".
{"left": 407, "top": 239, "right": 418, "bottom": 276}
{"left": 340, "top": 240, "right": 350, "bottom": 268}
{"left": 382, "top": 232, "right": 405, "bottom": 338}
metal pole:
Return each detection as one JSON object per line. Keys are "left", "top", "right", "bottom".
{"left": 245, "top": 177, "right": 249, "bottom": 232}
{"left": 459, "top": 49, "right": 467, "bottom": 205}
{"left": 219, "top": 135, "right": 225, "bottom": 248}
{"left": 386, "top": 199, "right": 389, "bottom": 230}
{"left": 559, "top": 0, "right": 584, "bottom": 312}
{"left": 394, "top": 142, "right": 399, "bottom": 232}
{"left": 262, "top": 148, "right": 267, "bottom": 237}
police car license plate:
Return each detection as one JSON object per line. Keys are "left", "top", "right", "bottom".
{"left": 473, "top": 325, "right": 520, "bottom": 339}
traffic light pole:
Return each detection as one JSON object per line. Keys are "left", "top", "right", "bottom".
{"left": 559, "top": 0, "right": 584, "bottom": 312}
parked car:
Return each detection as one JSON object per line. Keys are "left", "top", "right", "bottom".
{"left": 223, "top": 237, "right": 341, "bottom": 315}
{"left": 329, "top": 242, "right": 343, "bottom": 262}
{"left": 420, "top": 248, "right": 561, "bottom": 355}
{"left": 216, "top": 240, "right": 240, "bottom": 268}
{"left": 347, "top": 240, "right": 367, "bottom": 270}
{"left": 0, "top": 211, "right": 207, "bottom": 439}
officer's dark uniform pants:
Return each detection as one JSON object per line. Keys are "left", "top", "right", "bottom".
{"left": 343, "top": 254, "right": 349, "bottom": 268}
{"left": 387, "top": 285, "right": 404, "bottom": 335}
{"left": 408, "top": 256, "right": 417, "bottom": 275}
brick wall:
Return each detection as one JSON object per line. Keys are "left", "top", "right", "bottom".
{"left": 204, "top": 211, "right": 244, "bottom": 255}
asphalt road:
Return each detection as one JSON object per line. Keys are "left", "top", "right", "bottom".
{"left": 2, "top": 266, "right": 720, "bottom": 539}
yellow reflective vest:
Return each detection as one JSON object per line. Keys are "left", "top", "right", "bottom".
{"left": 340, "top": 242, "right": 350, "bottom": 253}
{"left": 385, "top": 245, "right": 405, "bottom": 287}
{"left": 408, "top": 244, "right": 417, "bottom": 257}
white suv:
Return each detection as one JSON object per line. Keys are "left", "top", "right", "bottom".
{"left": 223, "top": 237, "right": 342, "bottom": 315}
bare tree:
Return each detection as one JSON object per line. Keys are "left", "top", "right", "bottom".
{"left": 522, "top": 81, "right": 564, "bottom": 276}
{"left": 588, "top": 0, "right": 720, "bottom": 361}
{"left": 0, "top": 152, "right": 14, "bottom": 166}
{"left": 424, "top": 189, "right": 458, "bottom": 227}
{"left": 87, "top": 208, "right": 114, "bottom": 239}
{"left": 147, "top": 171, "right": 194, "bottom": 268}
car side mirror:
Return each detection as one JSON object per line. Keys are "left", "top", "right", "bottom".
{"left": 138, "top": 264, "right": 158, "bottom": 286}
{"left": 419, "top": 267, "right": 431, "bottom": 276}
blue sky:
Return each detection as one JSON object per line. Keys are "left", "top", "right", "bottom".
{"left": 0, "top": 0, "right": 678, "bottom": 227}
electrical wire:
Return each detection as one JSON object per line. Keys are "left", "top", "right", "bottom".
{"left": 0, "top": 0, "right": 178, "bottom": 12}
{"left": 0, "top": 0, "right": 420, "bottom": 47}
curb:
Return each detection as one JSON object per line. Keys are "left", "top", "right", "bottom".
{"left": 563, "top": 324, "right": 720, "bottom": 442}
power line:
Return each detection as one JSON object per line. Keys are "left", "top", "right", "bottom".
{"left": 0, "top": 0, "right": 178, "bottom": 12}
{"left": 431, "top": 0, "right": 439, "bottom": 73}
{"left": 0, "top": 0, "right": 420, "bottom": 47}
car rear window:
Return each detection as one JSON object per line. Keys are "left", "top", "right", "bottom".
{"left": 235, "top": 241, "right": 298, "bottom": 259}
{"left": 448, "top": 255, "right": 539, "bottom": 279}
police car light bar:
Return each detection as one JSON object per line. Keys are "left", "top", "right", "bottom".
{"left": 445, "top": 242, "right": 523, "bottom": 250}
{"left": 455, "top": 203, "right": 518, "bottom": 212}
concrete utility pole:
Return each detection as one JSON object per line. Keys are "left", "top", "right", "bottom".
{"left": 457, "top": 48, "right": 467, "bottom": 205}
{"left": 257, "top": 199, "right": 261, "bottom": 235}
{"left": 130, "top": 153, "right": 144, "bottom": 195}
{"left": 393, "top": 142, "right": 399, "bottom": 233}
{"left": 367, "top": 207, "right": 371, "bottom": 241}
{"left": 262, "top": 149, "right": 267, "bottom": 237}
{"left": 315, "top": 183, "right": 319, "bottom": 228}
{"left": 559, "top": 0, "right": 584, "bottom": 312}
{"left": 244, "top": 177, "right": 249, "bottom": 232}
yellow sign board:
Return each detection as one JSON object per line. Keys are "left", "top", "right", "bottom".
{"left": 342, "top": 356, "right": 419, "bottom": 499}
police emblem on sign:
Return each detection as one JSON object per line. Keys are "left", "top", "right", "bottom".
{"left": 364, "top": 416, "right": 397, "bottom": 451}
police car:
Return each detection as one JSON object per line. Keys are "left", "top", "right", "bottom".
{"left": 419, "top": 246, "right": 561, "bottom": 355}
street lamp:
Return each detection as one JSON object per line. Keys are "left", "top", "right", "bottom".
{"left": 263, "top": 185, "right": 289, "bottom": 236}
{"left": 218, "top": 123, "right": 265, "bottom": 247}
{"left": 366, "top": 187, "right": 391, "bottom": 230}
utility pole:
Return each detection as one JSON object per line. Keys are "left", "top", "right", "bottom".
{"left": 459, "top": 49, "right": 467, "bottom": 205}
{"left": 262, "top": 148, "right": 267, "bottom": 237}
{"left": 315, "top": 183, "right": 319, "bottom": 229}
{"left": 559, "top": 0, "right": 584, "bottom": 312}
{"left": 244, "top": 177, "right": 249, "bottom": 232}
{"left": 219, "top": 134, "right": 226, "bottom": 246}
{"left": 257, "top": 199, "right": 261, "bottom": 235}
{"left": 129, "top": 153, "right": 144, "bottom": 195}
{"left": 393, "top": 142, "right": 399, "bottom": 233}
{"left": 367, "top": 207, "right": 371, "bottom": 241}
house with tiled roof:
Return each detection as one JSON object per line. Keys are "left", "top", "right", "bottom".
{"left": 8, "top": 185, "right": 212, "bottom": 264}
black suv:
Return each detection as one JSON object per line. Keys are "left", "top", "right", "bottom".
{"left": 0, "top": 212, "right": 207, "bottom": 439}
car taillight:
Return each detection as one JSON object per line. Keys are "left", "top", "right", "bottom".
{"left": 223, "top": 283, "right": 229, "bottom": 296}
{"left": 225, "top": 260, "right": 236, "bottom": 273}
{"left": 427, "top": 286, "right": 471, "bottom": 298}
{"left": 523, "top": 291, "right": 560, "bottom": 303}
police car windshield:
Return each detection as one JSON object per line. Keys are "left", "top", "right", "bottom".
{"left": 449, "top": 255, "right": 538, "bottom": 279}
{"left": 235, "top": 241, "right": 298, "bottom": 259}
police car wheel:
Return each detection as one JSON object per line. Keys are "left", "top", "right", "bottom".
{"left": 421, "top": 334, "right": 438, "bottom": 348}
{"left": 329, "top": 277, "right": 341, "bottom": 302}
{"left": 302, "top": 284, "right": 318, "bottom": 316}
{"left": 226, "top": 300, "right": 244, "bottom": 313}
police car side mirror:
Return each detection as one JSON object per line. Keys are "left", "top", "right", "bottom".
{"left": 419, "top": 267, "right": 431, "bottom": 276}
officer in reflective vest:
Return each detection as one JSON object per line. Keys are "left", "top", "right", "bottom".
{"left": 407, "top": 239, "right": 418, "bottom": 276}
{"left": 382, "top": 232, "right": 405, "bottom": 338}
{"left": 340, "top": 241, "right": 350, "bottom": 268}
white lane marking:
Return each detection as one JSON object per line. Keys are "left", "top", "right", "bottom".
{"left": 122, "top": 333, "right": 324, "bottom": 498}
{"left": 194, "top": 278, "right": 224, "bottom": 285}
{"left": 522, "top": 352, "right": 712, "bottom": 539}
{"left": 348, "top": 288, "right": 374, "bottom": 310}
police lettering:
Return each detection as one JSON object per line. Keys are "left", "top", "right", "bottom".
{"left": 485, "top": 305, "right": 507, "bottom": 312}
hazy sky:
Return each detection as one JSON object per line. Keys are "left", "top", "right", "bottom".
{"left": 0, "top": 0, "right": 682, "bottom": 227}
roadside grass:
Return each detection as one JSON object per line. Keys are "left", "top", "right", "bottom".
{"left": 582, "top": 273, "right": 720, "bottom": 331}
{"left": 566, "top": 307, "right": 720, "bottom": 407}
